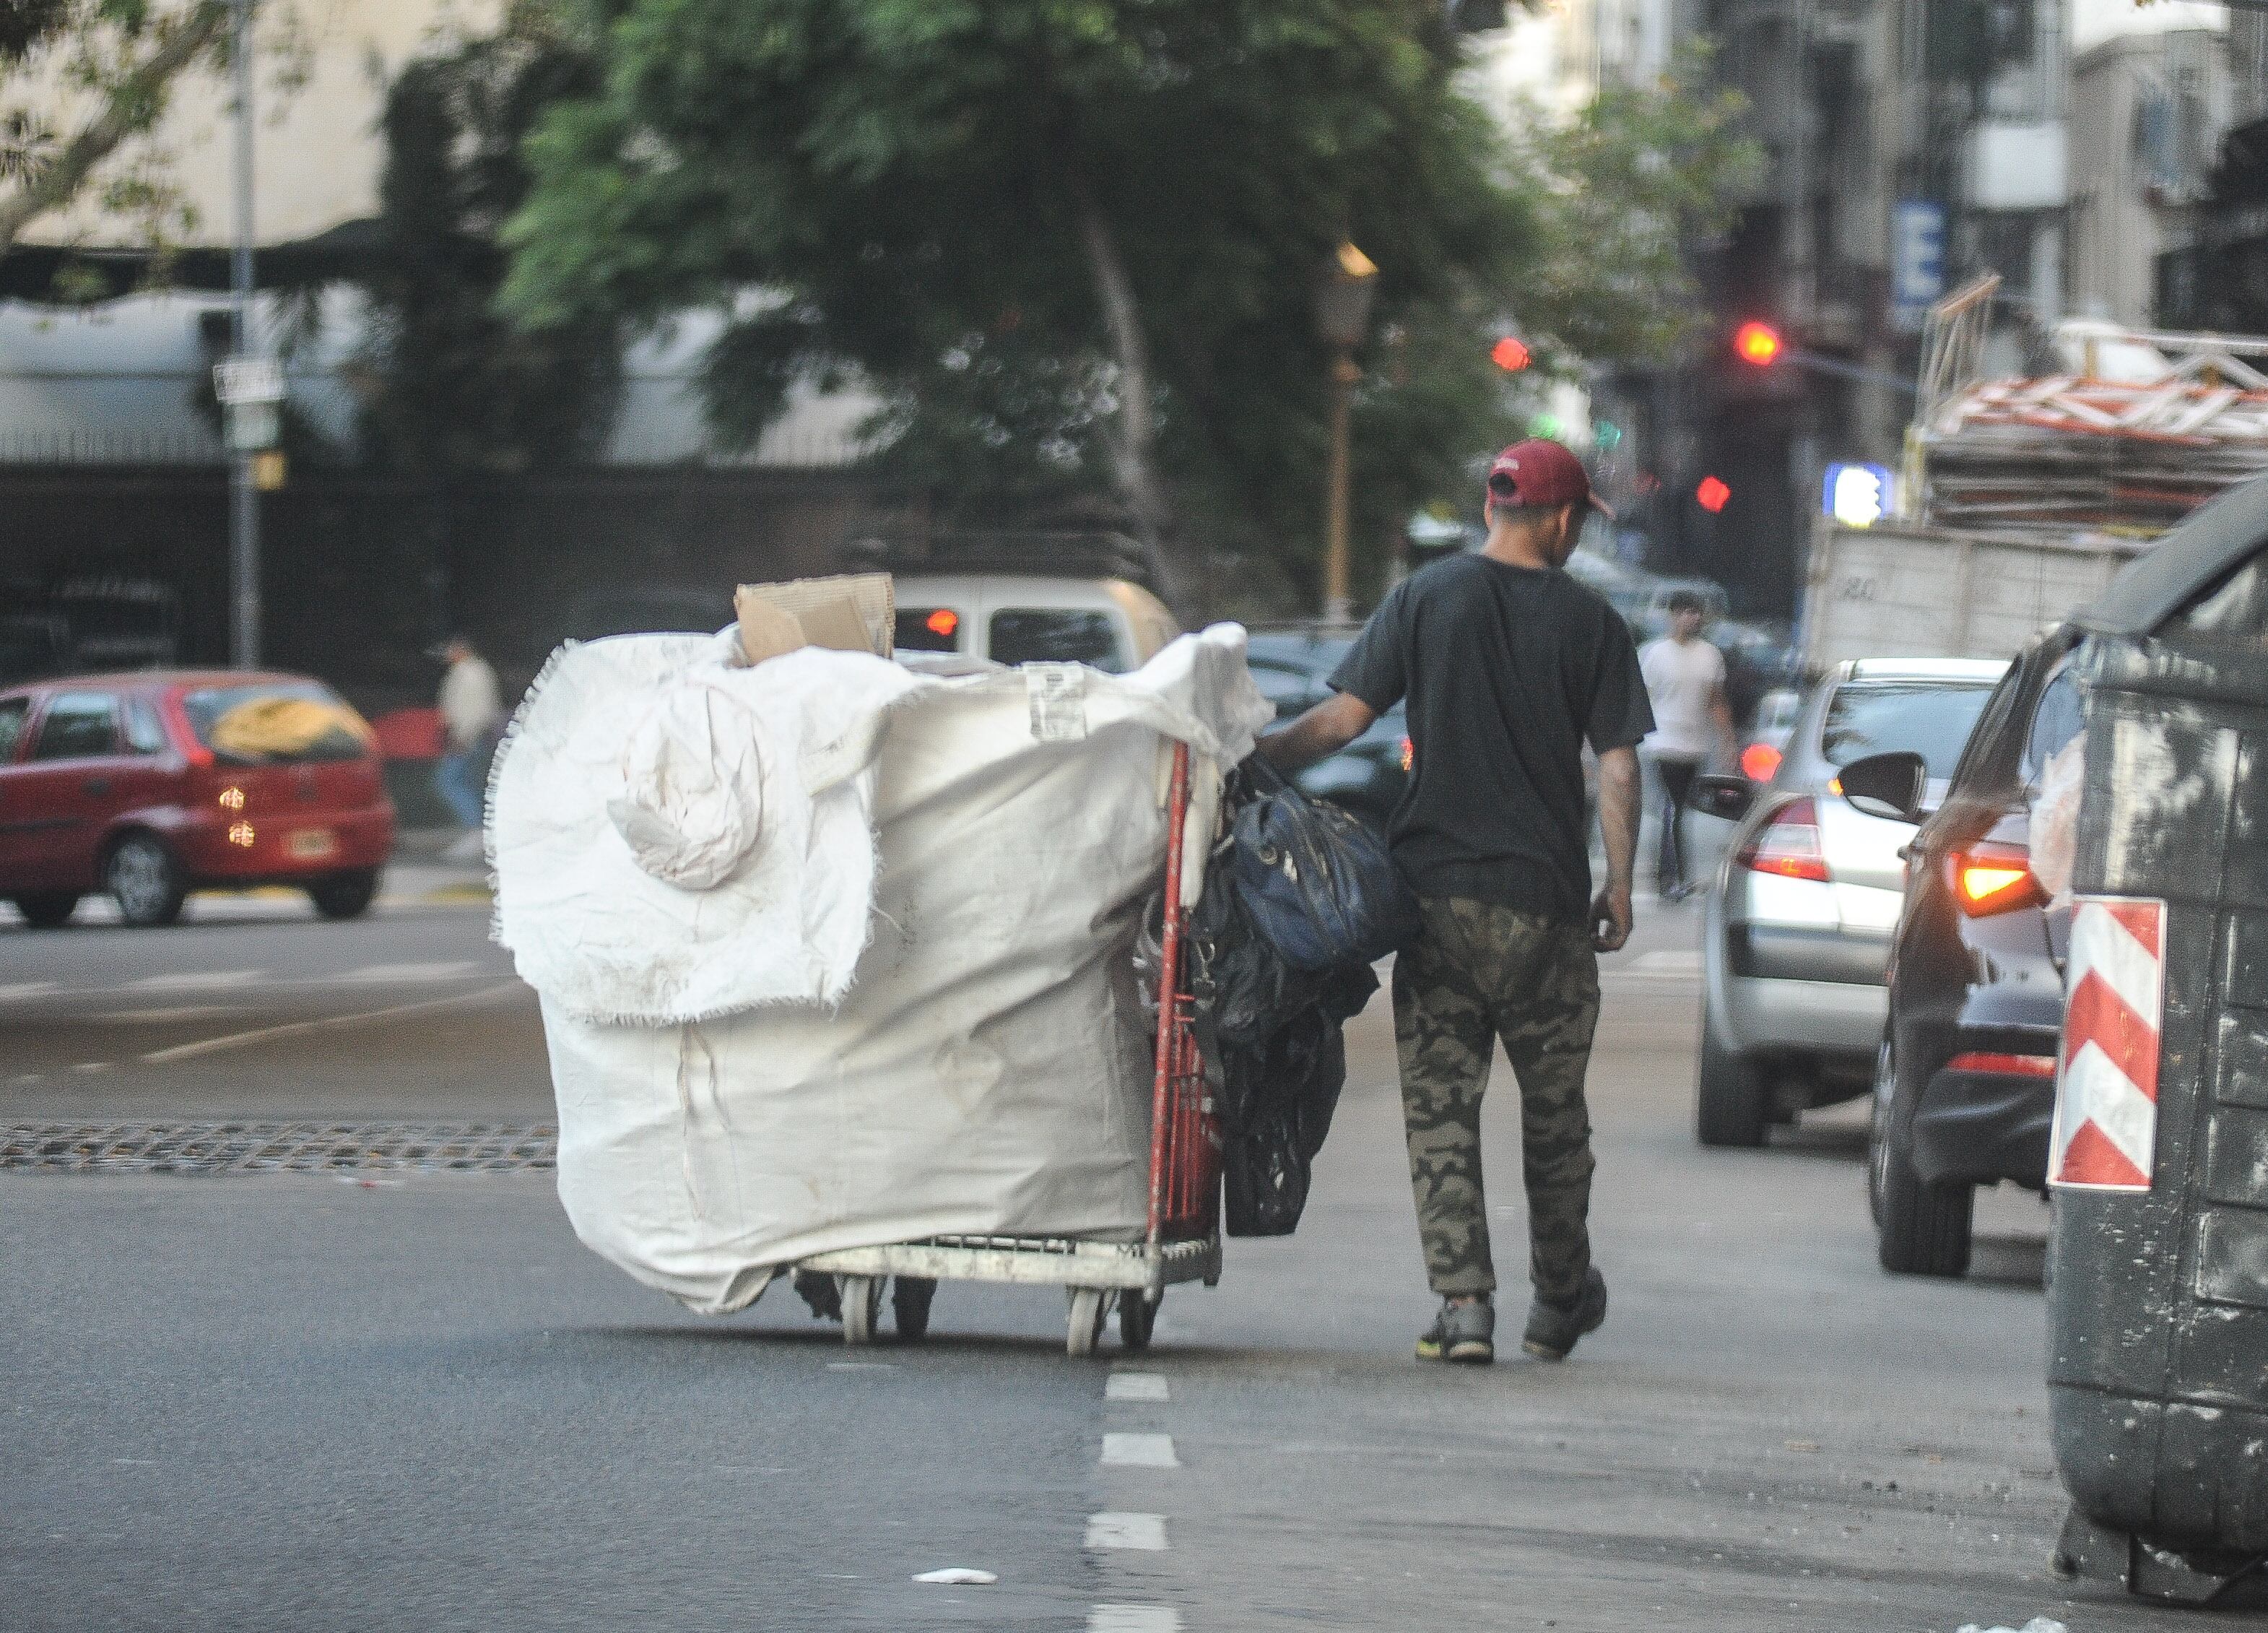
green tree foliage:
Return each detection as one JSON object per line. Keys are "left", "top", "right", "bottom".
{"left": 359, "top": 8, "right": 620, "bottom": 474}
{"left": 1508, "top": 50, "right": 1760, "bottom": 368}
{"left": 503, "top": 0, "right": 1530, "bottom": 607}
{"left": 500, "top": 1, "right": 1753, "bottom": 609}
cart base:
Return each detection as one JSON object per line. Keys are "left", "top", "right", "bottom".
{"left": 794, "top": 1233, "right": 1217, "bottom": 1356}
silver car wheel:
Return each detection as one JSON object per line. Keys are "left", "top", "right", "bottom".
{"left": 108, "top": 836, "right": 181, "bottom": 927}
{"left": 1867, "top": 1036, "right": 1895, "bottom": 1228}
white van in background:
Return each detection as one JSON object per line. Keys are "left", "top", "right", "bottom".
{"left": 890, "top": 573, "right": 1178, "bottom": 673}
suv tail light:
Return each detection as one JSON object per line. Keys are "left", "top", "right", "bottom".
{"left": 1950, "top": 841, "right": 2042, "bottom": 917}
{"left": 1735, "top": 797, "right": 1828, "bottom": 882}
{"left": 1947, "top": 1050, "right": 2057, "bottom": 1078}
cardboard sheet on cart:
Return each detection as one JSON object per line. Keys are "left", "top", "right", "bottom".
{"left": 495, "top": 626, "right": 1271, "bottom": 1314}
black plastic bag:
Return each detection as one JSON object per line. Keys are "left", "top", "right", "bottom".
{"left": 1229, "top": 759, "right": 1417, "bottom": 972}
{"left": 1222, "top": 1010, "right": 1343, "bottom": 1236}
{"left": 1175, "top": 764, "right": 1384, "bottom": 1236}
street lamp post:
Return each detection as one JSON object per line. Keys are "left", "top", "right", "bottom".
{"left": 226, "top": 0, "right": 259, "bottom": 669}
{"left": 1313, "top": 242, "right": 1378, "bottom": 625}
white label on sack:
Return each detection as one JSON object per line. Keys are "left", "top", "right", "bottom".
{"left": 1026, "top": 664, "right": 1088, "bottom": 742}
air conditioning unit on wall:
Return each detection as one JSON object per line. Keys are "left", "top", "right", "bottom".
{"left": 1965, "top": 121, "right": 2069, "bottom": 211}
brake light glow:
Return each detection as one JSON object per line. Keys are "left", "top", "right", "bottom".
{"left": 1735, "top": 797, "right": 1828, "bottom": 882}
{"left": 1951, "top": 842, "right": 2041, "bottom": 917}
{"left": 925, "top": 608, "right": 960, "bottom": 638}
{"left": 1740, "top": 741, "right": 1781, "bottom": 781}
{"left": 1401, "top": 737, "right": 1414, "bottom": 773}
{"left": 1947, "top": 1051, "right": 2058, "bottom": 1078}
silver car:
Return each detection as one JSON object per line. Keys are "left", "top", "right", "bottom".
{"left": 1694, "top": 658, "right": 2007, "bottom": 1147}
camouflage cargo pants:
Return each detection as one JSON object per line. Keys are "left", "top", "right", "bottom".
{"left": 1392, "top": 896, "right": 1602, "bottom": 1305}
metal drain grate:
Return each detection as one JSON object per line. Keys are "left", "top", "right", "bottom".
{"left": 0, "top": 1122, "right": 557, "bottom": 1174}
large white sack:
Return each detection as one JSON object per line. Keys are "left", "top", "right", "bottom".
{"left": 490, "top": 637, "right": 925, "bottom": 1023}
{"left": 527, "top": 628, "right": 1272, "bottom": 1313}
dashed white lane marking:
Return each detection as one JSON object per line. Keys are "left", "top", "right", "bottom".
{"left": 1100, "top": 1433, "right": 1179, "bottom": 1468}
{"left": 1085, "top": 1512, "right": 1167, "bottom": 1551}
{"left": 1089, "top": 1608, "right": 1181, "bottom": 1632}
{"left": 139, "top": 982, "right": 521, "bottom": 1063}
{"left": 1631, "top": 949, "right": 1703, "bottom": 973}
{"left": 1105, "top": 1372, "right": 1170, "bottom": 1403}
{"left": 0, "top": 982, "right": 57, "bottom": 1000}
{"left": 336, "top": 961, "right": 478, "bottom": 984}
{"left": 125, "top": 970, "right": 264, "bottom": 992}
{"left": 90, "top": 1006, "right": 238, "bottom": 1025}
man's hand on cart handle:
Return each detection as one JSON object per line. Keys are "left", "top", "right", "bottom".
{"left": 1259, "top": 691, "right": 1377, "bottom": 774}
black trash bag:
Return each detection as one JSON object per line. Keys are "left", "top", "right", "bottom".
{"left": 1173, "top": 763, "right": 1384, "bottom": 1237}
{"left": 1217, "top": 968, "right": 1376, "bottom": 1236}
{"left": 1230, "top": 758, "right": 1417, "bottom": 973}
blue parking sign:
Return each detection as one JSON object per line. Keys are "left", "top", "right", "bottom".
{"left": 1892, "top": 200, "right": 1945, "bottom": 330}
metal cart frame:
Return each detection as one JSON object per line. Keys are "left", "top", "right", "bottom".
{"left": 795, "top": 741, "right": 1222, "bottom": 1356}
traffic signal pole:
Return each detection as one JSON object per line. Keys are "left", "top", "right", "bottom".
{"left": 227, "top": 0, "right": 260, "bottom": 670}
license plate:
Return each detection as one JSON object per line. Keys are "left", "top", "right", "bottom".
{"left": 287, "top": 828, "right": 337, "bottom": 859}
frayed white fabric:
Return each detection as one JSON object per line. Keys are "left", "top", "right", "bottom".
{"left": 490, "top": 636, "right": 926, "bottom": 1025}
{"left": 521, "top": 625, "right": 1273, "bottom": 1312}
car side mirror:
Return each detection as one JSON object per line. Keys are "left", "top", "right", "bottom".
{"left": 1838, "top": 750, "right": 1927, "bottom": 823}
{"left": 1687, "top": 773, "right": 1755, "bottom": 822}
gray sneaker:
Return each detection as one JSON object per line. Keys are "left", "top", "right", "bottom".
{"left": 1522, "top": 1267, "right": 1608, "bottom": 1361}
{"left": 1416, "top": 1296, "right": 1495, "bottom": 1364}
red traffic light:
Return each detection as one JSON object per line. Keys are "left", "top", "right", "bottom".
{"left": 1734, "top": 321, "right": 1783, "bottom": 366}
{"left": 1490, "top": 336, "right": 1531, "bottom": 372}
{"left": 1696, "top": 475, "right": 1732, "bottom": 513}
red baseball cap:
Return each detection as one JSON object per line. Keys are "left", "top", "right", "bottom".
{"left": 1487, "top": 439, "right": 1615, "bottom": 519}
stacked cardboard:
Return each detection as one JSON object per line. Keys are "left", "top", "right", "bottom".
{"left": 1919, "top": 348, "right": 2268, "bottom": 536}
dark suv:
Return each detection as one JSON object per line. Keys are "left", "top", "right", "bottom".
{"left": 1854, "top": 631, "right": 2085, "bottom": 1276}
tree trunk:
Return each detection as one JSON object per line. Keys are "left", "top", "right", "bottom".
{"left": 0, "top": 1, "right": 230, "bottom": 258}
{"left": 1068, "top": 176, "right": 1199, "bottom": 620}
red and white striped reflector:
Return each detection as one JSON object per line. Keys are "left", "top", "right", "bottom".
{"left": 2047, "top": 896, "right": 2166, "bottom": 1192}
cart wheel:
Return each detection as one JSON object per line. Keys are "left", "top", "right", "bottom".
{"left": 1066, "top": 1288, "right": 1108, "bottom": 1357}
{"left": 1119, "top": 1289, "right": 1159, "bottom": 1352}
{"left": 840, "top": 1275, "right": 882, "bottom": 1346}
{"left": 892, "top": 1276, "right": 936, "bottom": 1343}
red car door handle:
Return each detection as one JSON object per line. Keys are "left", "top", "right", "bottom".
{"left": 82, "top": 777, "right": 112, "bottom": 794}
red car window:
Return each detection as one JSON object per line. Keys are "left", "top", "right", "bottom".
{"left": 0, "top": 696, "right": 26, "bottom": 761}
{"left": 122, "top": 695, "right": 168, "bottom": 755}
{"left": 30, "top": 692, "right": 120, "bottom": 760}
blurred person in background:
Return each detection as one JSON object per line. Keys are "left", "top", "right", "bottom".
{"left": 435, "top": 636, "right": 503, "bottom": 862}
{"left": 1636, "top": 590, "right": 1735, "bottom": 901}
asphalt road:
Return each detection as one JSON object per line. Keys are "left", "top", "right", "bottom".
{"left": 0, "top": 890, "right": 2220, "bottom": 1632}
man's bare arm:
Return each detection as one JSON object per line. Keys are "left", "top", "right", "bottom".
{"left": 1591, "top": 745, "right": 1639, "bottom": 951}
{"left": 1258, "top": 692, "right": 1377, "bottom": 774}
{"left": 1709, "top": 680, "right": 1738, "bottom": 765}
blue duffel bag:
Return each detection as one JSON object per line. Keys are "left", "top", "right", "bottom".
{"left": 1228, "top": 761, "right": 1417, "bottom": 972}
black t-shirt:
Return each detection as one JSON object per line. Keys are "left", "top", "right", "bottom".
{"left": 1329, "top": 552, "right": 1654, "bottom": 922}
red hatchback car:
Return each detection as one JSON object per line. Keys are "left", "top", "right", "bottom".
{"left": 0, "top": 671, "right": 395, "bottom": 928}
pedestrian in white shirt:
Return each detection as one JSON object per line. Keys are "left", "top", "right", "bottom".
{"left": 1637, "top": 592, "right": 1735, "bottom": 901}
{"left": 435, "top": 636, "right": 503, "bottom": 859}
